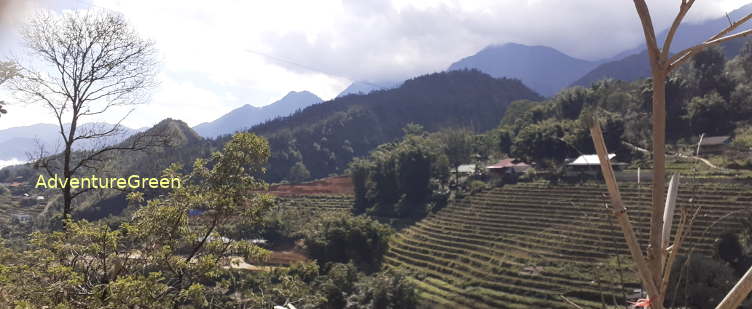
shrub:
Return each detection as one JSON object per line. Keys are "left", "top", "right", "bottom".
{"left": 303, "top": 213, "right": 393, "bottom": 273}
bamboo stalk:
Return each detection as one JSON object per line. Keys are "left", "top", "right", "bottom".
{"left": 590, "top": 123, "right": 660, "bottom": 300}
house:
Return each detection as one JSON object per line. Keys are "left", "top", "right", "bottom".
{"left": 699, "top": 135, "right": 730, "bottom": 155}
{"left": 567, "top": 154, "right": 625, "bottom": 171}
{"left": 486, "top": 159, "right": 530, "bottom": 175}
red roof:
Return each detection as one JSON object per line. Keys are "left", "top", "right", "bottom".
{"left": 486, "top": 159, "right": 529, "bottom": 169}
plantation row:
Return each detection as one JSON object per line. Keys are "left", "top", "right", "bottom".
{"left": 386, "top": 181, "right": 752, "bottom": 308}
{"left": 0, "top": 195, "right": 46, "bottom": 223}
{"left": 275, "top": 195, "right": 354, "bottom": 212}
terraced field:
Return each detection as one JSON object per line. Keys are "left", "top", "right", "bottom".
{"left": 385, "top": 181, "right": 752, "bottom": 308}
{"left": 0, "top": 194, "right": 47, "bottom": 223}
{"left": 275, "top": 195, "right": 354, "bottom": 213}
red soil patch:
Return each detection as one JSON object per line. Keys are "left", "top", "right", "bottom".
{"left": 268, "top": 175, "right": 353, "bottom": 196}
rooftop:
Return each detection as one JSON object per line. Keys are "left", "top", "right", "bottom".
{"left": 699, "top": 136, "right": 730, "bottom": 146}
{"left": 568, "top": 154, "right": 616, "bottom": 166}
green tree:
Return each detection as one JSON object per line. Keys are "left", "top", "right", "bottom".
{"left": 690, "top": 46, "right": 735, "bottom": 99}
{"left": 303, "top": 213, "right": 393, "bottom": 273}
{"left": 511, "top": 119, "right": 572, "bottom": 166}
{"left": 555, "top": 86, "right": 591, "bottom": 120}
{"left": 498, "top": 128, "right": 513, "bottom": 155}
{"left": 0, "top": 132, "right": 274, "bottom": 307}
{"left": 739, "top": 40, "right": 752, "bottom": 78}
{"left": 664, "top": 254, "right": 736, "bottom": 309}
{"left": 288, "top": 161, "right": 312, "bottom": 183}
{"left": 685, "top": 91, "right": 733, "bottom": 136}
{"left": 348, "top": 268, "right": 418, "bottom": 309}
{"left": 441, "top": 128, "right": 473, "bottom": 184}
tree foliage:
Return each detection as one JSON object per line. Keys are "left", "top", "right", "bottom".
{"left": 303, "top": 213, "right": 393, "bottom": 274}
{"left": 0, "top": 133, "right": 274, "bottom": 308}
{"left": 350, "top": 128, "right": 448, "bottom": 218}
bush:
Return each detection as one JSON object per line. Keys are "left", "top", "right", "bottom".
{"left": 348, "top": 268, "right": 418, "bottom": 309}
{"left": 303, "top": 213, "right": 393, "bottom": 273}
{"left": 664, "top": 254, "right": 736, "bottom": 308}
{"left": 468, "top": 180, "right": 486, "bottom": 194}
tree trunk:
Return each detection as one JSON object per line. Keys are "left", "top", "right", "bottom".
{"left": 648, "top": 70, "right": 667, "bottom": 300}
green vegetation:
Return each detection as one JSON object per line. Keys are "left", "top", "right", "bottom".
{"left": 303, "top": 213, "right": 393, "bottom": 273}
{"left": 241, "top": 69, "right": 541, "bottom": 183}
{"left": 385, "top": 182, "right": 752, "bottom": 308}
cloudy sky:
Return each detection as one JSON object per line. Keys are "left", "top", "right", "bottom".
{"left": 0, "top": 0, "right": 750, "bottom": 130}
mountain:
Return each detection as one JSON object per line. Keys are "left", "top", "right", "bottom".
{"left": 193, "top": 90, "right": 322, "bottom": 138}
{"left": 0, "top": 123, "right": 141, "bottom": 161}
{"left": 238, "top": 69, "right": 542, "bottom": 182}
{"left": 573, "top": 4, "right": 752, "bottom": 87}
{"left": 74, "top": 119, "right": 210, "bottom": 220}
{"left": 336, "top": 81, "right": 400, "bottom": 98}
{"left": 571, "top": 50, "right": 652, "bottom": 87}
{"left": 447, "top": 43, "right": 600, "bottom": 97}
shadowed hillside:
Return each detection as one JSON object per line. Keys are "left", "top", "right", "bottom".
{"left": 239, "top": 69, "right": 542, "bottom": 182}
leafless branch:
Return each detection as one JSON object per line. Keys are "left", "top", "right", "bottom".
{"left": 8, "top": 9, "right": 159, "bottom": 223}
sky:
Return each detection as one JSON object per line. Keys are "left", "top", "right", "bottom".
{"left": 0, "top": 0, "right": 750, "bottom": 130}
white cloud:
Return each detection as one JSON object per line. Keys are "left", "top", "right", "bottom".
{"left": 0, "top": 0, "right": 750, "bottom": 130}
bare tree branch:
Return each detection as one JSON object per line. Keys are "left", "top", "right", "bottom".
{"left": 8, "top": 9, "right": 159, "bottom": 224}
{"left": 661, "top": 0, "right": 695, "bottom": 60}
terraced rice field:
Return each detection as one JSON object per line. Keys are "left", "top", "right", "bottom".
{"left": 0, "top": 195, "right": 47, "bottom": 223}
{"left": 276, "top": 195, "right": 354, "bottom": 213}
{"left": 385, "top": 181, "right": 752, "bottom": 308}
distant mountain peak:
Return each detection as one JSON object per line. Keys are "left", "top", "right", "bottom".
{"left": 447, "top": 43, "right": 597, "bottom": 97}
{"left": 192, "top": 90, "right": 323, "bottom": 138}
{"left": 336, "top": 81, "right": 400, "bottom": 98}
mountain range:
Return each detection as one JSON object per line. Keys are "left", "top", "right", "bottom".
{"left": 4, "top": 3, "right": 752, "bottom": 163}
{"left": 0, "top": 123, "right": 142, "bottom": 161}
{"left": 450, "top": 3, "right": 752, "bottom": 92}
{"left": 447, "top": 43, "right": 601, "bottom": 97}
{"left": 245, "top": 69, "right": 542, "bottom": 182}
{"left": 192, "top": 90, "right": 323, "bottom": 138}
{"left": 572, "top": 3, "right": 752, "bottom": 87}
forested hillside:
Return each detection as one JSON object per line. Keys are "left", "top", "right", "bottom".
{"left": 239, "top": 69, "right": 542, "bottom": 182}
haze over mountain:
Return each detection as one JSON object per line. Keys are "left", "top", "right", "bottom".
{"left": 447, "top": 43, "right": 600, "bottom": 97}
{"left": 0, "top": 123, "right": 141, "bottom": 161}
{"left": 193, "top": 91, "right": 322, "bottom": 138}
{"left": 573, "top": 3, "right": 752, "bottom": 86}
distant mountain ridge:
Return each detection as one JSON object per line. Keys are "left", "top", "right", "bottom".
{"left": 0, "top": 122, "right": 141, "bottom": 161}
{"left": 242, "top": 69, "right": 543, "bottom": 182}
{"left": 573, "top": 3, "right": 752, "bottom": 86}
{"left": 193, "top": 90, "right": 322, "bottom": 138}
{"left": 336, "top": 81, "right": 400, "bottom": 98}
{"left": 447, "top": 43, "right": 600, "bottom": 97}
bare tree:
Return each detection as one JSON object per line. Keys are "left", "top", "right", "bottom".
{"left": 9, "top": 10, "right": 159, "bottom": 223}
{"left": 0, "top": 61, "right": 17, "bottom": 118}
{"left": 589, "top": 1, "right": 752, "bottom": 308}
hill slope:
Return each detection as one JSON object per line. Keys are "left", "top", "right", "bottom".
{"left": 193, "top": 90, "right": 323, "bottom": 138}
{"left": 447, "top": 43, "right": 599, "bottom": 97}
{"left": 76, "top": 118, "right": 212, "bottom": 220}
{"left": 387, "top": 182, "right": 749, "bottom": 308}
{"left": 240, "top": 69, "right": 542, "bottom": 182}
